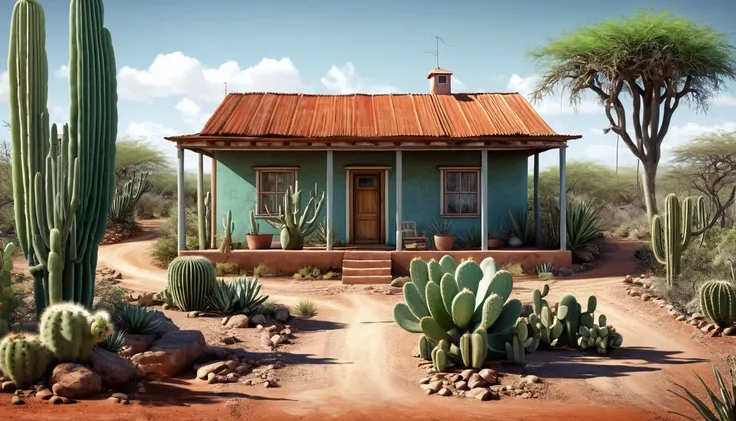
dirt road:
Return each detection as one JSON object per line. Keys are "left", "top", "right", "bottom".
{"left": 59, "top": 223, "right": 733, "bottom": 420}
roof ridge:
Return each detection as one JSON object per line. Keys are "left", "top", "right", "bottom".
{"left": 223, "top": 92, "right": 523, "bottom": 97}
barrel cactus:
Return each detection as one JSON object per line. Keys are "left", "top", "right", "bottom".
{"left": 39, "top": 303, "right": 112, "bottom": 362}
{"left": 699, "top": 280, "right": 736, "bottom": 328}
{"left": 393, "top": 255, "right": 522, "bottom": 363}
{"left": 8, "top": 0, "right": 118, "bottom": 316}
{"left": 0, "top": 333, "right": 53, "bottom": 388}
{"left": 167, "top": 256, "right": 218, "bottom": 311}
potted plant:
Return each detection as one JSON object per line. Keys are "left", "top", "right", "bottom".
{"left": 245, "top": 210, "right": 272, "bottom": 250}
{"left": 488, "top": 229, "right": 508, "bottom": 249}
{"left": 430, "top": 218, "right": 455, "bottom": 251}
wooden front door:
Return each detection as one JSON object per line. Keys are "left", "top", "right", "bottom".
{"left": 351, "top": 171, "right": 383, "bottom": 244}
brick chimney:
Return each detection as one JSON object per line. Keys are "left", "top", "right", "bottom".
{"left": 427, "top": 67, "right": 453, "bottom": 95}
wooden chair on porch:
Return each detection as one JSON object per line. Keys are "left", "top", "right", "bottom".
{"left": 400, "top": 221, "right": 427, "bottom": 250}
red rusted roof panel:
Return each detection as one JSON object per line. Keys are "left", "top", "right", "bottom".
{"left": 193, "top": 92, "right": 574, "bottom": 140}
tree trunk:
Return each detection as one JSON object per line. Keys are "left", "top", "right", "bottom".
{"left": 641, "top": 164, "right": 659, "bottom": 220}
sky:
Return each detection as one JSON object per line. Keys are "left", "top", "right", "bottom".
{"left": 0, "top": 0, "right": 735, "bottom": 174}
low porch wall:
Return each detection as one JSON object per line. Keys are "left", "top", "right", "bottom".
{"left": 179, "top": 250, "right": 346, "bottom": 275}
{"left": 390, "top": 250, "right": 572, "bottom": 278}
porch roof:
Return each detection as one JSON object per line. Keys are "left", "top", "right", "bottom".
{"left": 165, "top": 92, "right": 582, "bottom": 154}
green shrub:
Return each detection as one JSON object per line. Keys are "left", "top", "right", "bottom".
{"left": 253, "top": 263, "right": 276, "bottom": 277}
{"left": 113, "top": 303, "right": 161, "bottom": 335}
{"left": 93, "top": 279, "right": 128, "bottom": 313}
{"left": 99, "top": 330, "right": 127, "bottom": 354}
{"left": 205, "top": 277, "right": 268, "bottom": 316}
{"left": 151, "top": 204, "right": 199, "bottom": 268}
{"left": 502, "top": 263, "right": 525, "bottom": 277}
{"left": 633, "top": 245, "right": 664, "bottom": 276}
{"left": 255, "top": 300, "right": 288, "bottom": 317}
{"left": 293, "top": 299, "right": 317, "bottom": 317}
{"left": 294, "top": 266, "right": 322, "bottom": 280}
{"left": 304, "top": 221, "right": 342, "bottom": 247}
{"left": 215, "top": 262, "right": 239, "bottom": 276}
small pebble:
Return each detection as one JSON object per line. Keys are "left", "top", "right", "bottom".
{"left": 49, "top": 396, "right": 64, "bottom": 405}
{"left": 11, "top": 396, "right": 23, "bottom": 405}
{"left": 111, "top": 393, "right": 128, "bottom": 400}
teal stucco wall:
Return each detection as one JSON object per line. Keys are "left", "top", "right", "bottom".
{"left": 215, "top": 150, "right": 528, "bottom": 245}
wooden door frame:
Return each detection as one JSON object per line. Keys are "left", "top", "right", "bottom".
{"left": 345, "top": 167, "right": 389, "bottom": 245}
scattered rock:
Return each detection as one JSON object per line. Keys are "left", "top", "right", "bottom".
{"left": 50, "top": 363, "right": 103, "bottom": 399}
{"left": 691, "top": 313, "right": 705, "bottom": 320}
{"left": 701, "top": 324, "right": 716, "bottom": 334}
{"left": 90, "top": 347, "right": 140, "bottom": 386}
{"left": 36, "top": 388, "right": 53, "bottom": 400}
{"left": 266, "top": 325, "right": 278, "bottom": 334}
{"left": 1, "top": 381, "right": 16, "bottom": 392}
{"left": 274, "top": 308, "right": 291, "bottom": 323}
{"left": 206, "top": 373, "right": 217, "bottom": 384}
{"left": 137, "top": 293, "right": 156, "bottom": 307}
{"left": 148, "top": 310, "right": 180, "bottom": 336}
{"left": 521, "top": 392, "right": 532, "bottom": 399}
{"left": 419, "top": 377, "right": 430, "bottom": 385}
{"left": 197, "top": 361, "right": 229, "bottom": 379}
{"left": 49, "top": 396, "right": 65, "bottom": 405}
{"left": 226, "top": 315, "right": 250, "bottom": 329}
{"left": 524, "top": 375, "right": 540, "bottom": 384}
{"left": 251, "top": 314, "right": 267, "bottom": 325}
{"left": 467, "top": 373, "right": 485, "bottom": 389}
{"left": 478, "top": 368, "right": 498, "bottom": 385}
{"left": 120, "top": 334, "right": 157, "bottom": 357}
{"left": 460, "top": 369, "right": 475, "bottom": 381}
{"left": 421, "top": 380, "right": 443, "bottom": 394}
{"left": 137, "top": 386, "right": 146, "bottom": 394}
{"left": 187, "top": 311, "right": 200, "bottom": 318}
{"left": 466, "top": 387, "right": 491, "bottom": 401}
{"left": 107, "top": 396, "right": 120, "bottom": 404}
{"left": 221, "top": 316, "right": 231, "bottom": 326}
{"left": 226, "top": 373, "right": 239, "bottom": 383}
{"left": 11, "top": 395, "right": 23, "bottom": 405}
{"left": 623, "top": 275, "right": 633, "bottom": 283}
{"left": 437, "top": 387, "right": 452, "bottom": 397}
{"left": 220, "top": 335, "right": 240, "bottom": 345}
{"left": 676, "top": 315, "right": 687, "bottom": 322}
{"left": 111, "top": 393, "right": 128, "bottom": 400}
{"left": 724, "top": 326, "right": 736, "bottom": 336}
{"left": 270, "top": 335, "right": 286, "bottom": 347}
{"left": 131, "top": 330, "right": 207, "bottom": 377}
{"left": 641, "top": 294, "right": 652, "bottom": 301}
{"left": 454, "top": 381, "right": 469, "bottom": 391}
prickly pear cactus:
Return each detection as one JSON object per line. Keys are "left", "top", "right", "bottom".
{"left": 39, "top": 303, "right": 111, "bottom": 362}
{"left": 431, "top": 340, "right": 452, "bottom": 372}
{"left": 504, "top": 317, "right": 539, "bottom": 365}
{"left": 0, "top": 333, "right": 52, "bottom": 388}
{"left": 418, "top": 335, "right": 436, "bottom": 361}
{"left": 698, "top": 280, "right": 736, "bottom": 328}
{"left": 578, "top": 315, "right": 623, "bottom": 354}
{"left": 167, "top": 256, "right": 218, "bottom": 311}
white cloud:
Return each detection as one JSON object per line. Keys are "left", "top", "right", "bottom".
{"left": 123, "top": 120, "right": 212, "bottom": 173}
{"left": 452, "top": 77, "right": 468, "bottom": 93}
{"left": 54, "top": 65, "right": 69, "bottom": 79}
{"left": 117, "top": 53, "right": 305, "bottom": 102}
{"left": 320, "top": 62, "right": 399, "bottom": 94}
{"left": 714, "top": 96, "right": 736, "bottom": 106}
{"left": 0, "top": 70, "right": 9, "bottom": 102}
{"left": 507, "top": 74, "right": 601, "bottom": 116}
{"left": 175, "top": 98, "right": 201, "bottom": 116}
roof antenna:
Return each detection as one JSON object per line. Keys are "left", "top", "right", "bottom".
{"left": 425, "top": 35, "right": 454, "bottom": 68}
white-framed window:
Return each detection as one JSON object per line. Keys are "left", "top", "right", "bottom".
{"left": 439, "top": 167, "right": 480, "bottom": 216}
{"left": 254, "top": 167, "right": 297, "bottom": 215}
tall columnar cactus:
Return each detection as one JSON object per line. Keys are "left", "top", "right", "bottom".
{"left": 651, "top": 194, "right": 707, "bottom": 288}
{"left": 249, "top": 210, "right": 260, "bottom": 235}
{"left": 394, "top": 255, "right": 522, "bottom": 364}
{"left": 0, "top": 333, "right": 53, "bottom": 388}
{"left": 39, "top": 303, "right": 112, "bottom": 362}
{"left": 108, "top": 172, "right": 150, "bottom": 225}
{"left": 0, "top": 241, "right": 15, "bottom": 335}
{"left": 203, "top": 191, "right": 211, "bottom": 249}
{"left": 263, "top": 183, "right": 325, "bottom": 250}
{"left": 8, "top": 0, "right": 118, "bottom": 317}
{"left": 167, "top": 256, "right": 217, "bottom": 311}
{"left": 220, "top": 210, "right": 234, "bottom": 253}
{"left": 699, "top": 280, "right": 736, "bottom": 328}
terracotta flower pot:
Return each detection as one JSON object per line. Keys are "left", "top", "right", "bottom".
{"left": 246, "top": 234, "right": 272, "bottom": 250}
{"left": 434, "top": 234, "right": 455, "bottom": 251}
{"left": 487, "top": 238, "right": 506, "bottom": 249}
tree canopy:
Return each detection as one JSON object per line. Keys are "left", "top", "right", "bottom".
{"left": 527, "top": 10, "right": 736, "bottom": 219}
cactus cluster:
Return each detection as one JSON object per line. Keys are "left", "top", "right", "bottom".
{"left": 39, "top": 303, "right": 112, "bottom": 362}
{"left": 167, "top": 256, "right": 218, "bottom": 311}
{"left": 578, "top": 314, "right": 623, "bottom": 354}
{"left": 108, "top": 172, "right": 150, "bottom": 225}
{"left": 8, "top": 0, "right": 118, "bottom": 316}
{"left": 698, "top": 280, "right": 736, "bottom": 328}
{"left": 0, "top": 242, "right": 15, "bottom": 336}
{"left": 0, "top": 333, "right": 53, "bottom": 388}
{"left": 505, "top": 317, "right": 540, "bottom": 365}
{"left": 220, "top": 210, "right": 234, "bottom": 253}
{"left": 529, "top": 284, "right": 564, "bottom": 347}
{"left": 557, "top": 293, "right": 597, "bottom": 346}
{"left": 394, "top": 255, "right": 522, "bottom": 370}
{"left": 249, "top": 210, "right": 260, "bottom": 235}
{"left": 651, "top": 194, "right": 707, "bottom": 289}
{"left": 263, "top": 183, "right": 325, "bottom": 250}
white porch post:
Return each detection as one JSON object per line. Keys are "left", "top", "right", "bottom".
{"left": 177, "top": 147, "right": 186, "bottom": 252}
{"left": 395, "top": 151, "right": 403, "bottom": 251}
{"left": 326, "top": 151, "right": 334, "bottom": 251}
{"left": 533, "top": 152, "right": 541, "bottom": 248}
{"left": 196, "top": 153, "right": 205, "bottom": 250}
{"left": 480, "top": 150, "right": 488, "bottom": 251}
{"left": 559, "top": 144, "right": 567, "bottom": 250}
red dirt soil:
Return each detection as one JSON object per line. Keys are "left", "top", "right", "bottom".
{"left": 8, "top": 220, "right": 734, "bottom": 420}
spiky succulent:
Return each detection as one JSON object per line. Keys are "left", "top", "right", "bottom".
{"left": 113, "top": 303, "right": 161, "bottom": 335}
{"left": 206, "top": 277, "right": 269, "bottom": 315}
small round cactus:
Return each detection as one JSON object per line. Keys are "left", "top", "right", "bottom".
{"left": 699, "top": 280, "right": 736, "bottom": 328}
{"left": 166, "top": 256, "right": 217, "bottom": 311}
{"left": 40, "top": 303, "right": 111, "bottom": 362}
{"left": 0, "top": 333, "right": 52, "bottom": 388}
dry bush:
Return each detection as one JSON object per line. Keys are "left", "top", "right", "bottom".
{"left": 603, "top": 203, "right": 650, "bottom": 240}
{"left": 136, "top": 192, "right": 171, "bottom": 220}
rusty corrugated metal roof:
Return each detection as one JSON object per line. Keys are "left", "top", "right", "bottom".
{"left": 168, "top": 92, "right": 581, "bottom": 141}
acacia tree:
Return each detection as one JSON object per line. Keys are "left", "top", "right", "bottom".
{"left": 664, "top": 131, "right": 736, "bottom": 228}
{"left": 527, "top": 10, "right": 736, "bottom": 219}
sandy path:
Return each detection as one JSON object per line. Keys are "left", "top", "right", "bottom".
{"left": 89, "top": 223, "right": 732, "bottom": 420}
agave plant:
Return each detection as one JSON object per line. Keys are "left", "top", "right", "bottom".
{"left": 543, "top": 198, "right": 603, "bottom": 253}
{"left": 206, "top": 277, "right": 269, "bottom": 316}
{"left": 669, "top": 355, "right": 736, "bottom": 420}
{"left": 113, "top": 303, "right": 161, "bottom": 335}
{"left": 98, "top": 329, "right": 127, "bottom": 354}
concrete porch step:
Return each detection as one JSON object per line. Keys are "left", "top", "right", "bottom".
{"left": 343, "top": 251, "right": 391, "bottom": 260}
{"left": 342, "top": 275, "right": 393, "bottom": 285}
{"left": 342, "top": 259, "right": 391, "bottom": 269}
{"left": 342, "top": 266, "right": 392, "bottom": 277}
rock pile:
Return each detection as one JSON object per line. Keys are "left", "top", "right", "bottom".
{"left": 416, "top": 363, "right": 544, "bottom": 401}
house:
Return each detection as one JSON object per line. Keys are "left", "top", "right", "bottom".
{"left": 164, "top": 67, "right": 582, "bottom": 282}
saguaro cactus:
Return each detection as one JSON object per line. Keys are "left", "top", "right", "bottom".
{"left": 651, "top": 194, "right": 707, "bottom": 289}
{"left": 263, "top": 182, "right": 325, "bottom": 250}
{"left": 8, "top": 0, "right": 118, "bottom": 316}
